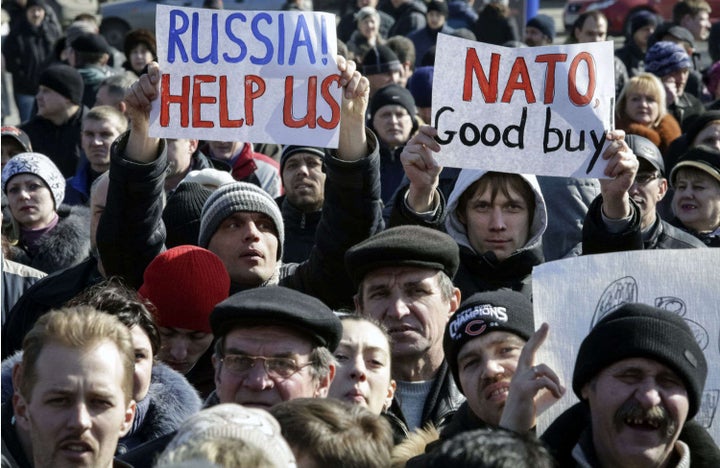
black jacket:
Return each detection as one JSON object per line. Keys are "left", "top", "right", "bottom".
{"left": 20, "top": 106, "right": 87, "bottom": 178}
{"left": 276, "top": 195, "right": 322, "bottom": 264}
{"left": 580, "top": 196, "right": 707, "bottom": 255}
{"left": 670, "top": 218, "right": 720, "bottom": 247}
{"left": 615, "top": 39, "right": 646, "bottom": 78}
{"left": 2, "top": 257, "right": 103, "bottom": 359}
{"left": 386, "top": 0, "right": 427, "bottom": 38}
{"left": 2, "top": 17, "right": 60, "bottom": 96}
{"left": 1, "top": 259, "right": 45, "bottom": 326}
{"left": 98, "top": 130, "right": 384, "bottom": 309}
{"left": 542, "top": 403, "right": 720, "bottom": 468}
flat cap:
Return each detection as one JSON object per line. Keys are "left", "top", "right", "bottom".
{"left": 210, "top": 286, "right": 342, "bottom": 351}
{"left": 345, "top": 225, "right": 460, "bottom": 286}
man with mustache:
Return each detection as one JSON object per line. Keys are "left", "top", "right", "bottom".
{"left": 542, "top": 303, "right": 719, "bottom": 467}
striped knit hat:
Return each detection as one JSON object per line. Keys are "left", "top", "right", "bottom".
{"left": 198, "top": 182, "right": 284, "bottom": 258}
{"left": 645, "top": 41, "right": 692, "bottom": 78}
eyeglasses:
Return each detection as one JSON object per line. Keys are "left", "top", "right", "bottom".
{"left": 220, "top": 354, "right": 312, "bottom": 379}
{"left": 633, "top": 172, "right": 660, "bottom": 186}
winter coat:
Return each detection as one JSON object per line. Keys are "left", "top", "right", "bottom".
{"left": 1, "top": 400, "right": 32, "bottom": 468}
{"left": 20, "top": 105, "right": 87, "bottom": 178}
{"left": 379, "top": 144, "right": 407, "bottom": 206}
{"left": 408, "top": 25, "right": 455, "bottom": 67}
{"left": 615, "top": 39, "right": 646, "bottom": 78}
{"left": 472, "top": 6, "right": 519, "bottom": 46}
{"left": 386, "top": 0, "right": 427, "bottom": 38}
{"left": 98, "top": 129, "right": 384, "bottom": 309}
{"left": 2, "top": 16, "right": 60, "bottom": 96}
{"left": 670, "top": 218, "right": 720, "bottom": 247}
{"left": 541, "top": 403, "right": 720, "bottom": 468}
{"left": 65, "top": 158, "right": 103, "bottom": 206}
{"left": 616, "top": 114, "right": 682, "bottom": 158}
{"left": 77, "top": 64, "right": 114, "bottom": 109}
{"left": 669, "top": 92, "right": 706, "bottom": 131}
{"left": 277, "top": 194, "right": 322, "bottom": 264}
{"left": 337, "top": 9, "right": 395, "bottom": 43}
{"left": 2, "top": 257, "right": 104, "bottom": 359}
{"left": 2, "top": 258, "right": 45, "bottom": 326}
{"left": 579, "top": 195, "right": 707, "bottom": 254}
{"left": 8, "top": 204, "right": 91, "bottom": 275}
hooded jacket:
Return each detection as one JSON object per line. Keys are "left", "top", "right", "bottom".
{"left": 444, "top": 169, "right": 547, "bottom": 299}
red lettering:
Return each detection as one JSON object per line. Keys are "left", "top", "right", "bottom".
{"left": 283, "top": 76, "right": 318, "bottom": 129}
{"left": 160, "top": 74, "right": 190, "bottom": 127}
{"left": 463, "top": 50, "right": 499, "bottom": 103}
{"left": 219, "top": 75, "right": 242, "bottom": 128}
{"left": 501, "top": 57, "right": 535, "bottom": 103}
{"left": 568, "top": 52, "right": 596, "bottom": 106}
{"left": 192, "top": 75, "right": 216, "bottom": 128}
{"left": 317, "top": 74, "right": 341, "bottom": 129}
{"left": 535, "top": 54, "right": 567, "bottom": 104}
{"left": 244, "top": 75, "right": 265, "bottom": 126}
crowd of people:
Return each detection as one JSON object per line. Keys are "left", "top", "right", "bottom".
{"left": 1, "top": 0, "right": 719, "bottom": 467}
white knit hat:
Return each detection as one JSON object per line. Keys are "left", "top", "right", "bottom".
{"left": 1, "top": 152, "right": 65, "bottom": 208}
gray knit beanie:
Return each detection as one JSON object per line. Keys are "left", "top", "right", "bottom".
{"left": 198, "top": 182, "right": 284, "bottom": 258}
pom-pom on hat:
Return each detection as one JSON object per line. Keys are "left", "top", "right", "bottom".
{"left": 38, "top": 65, "right": 84, "bottom": 105}
{"left": 1, "top": 152, "right": 65, "bottom": 208}
{"left": 573, "top": 303, "right": 707, "bottom": 418}
{"left": 645, "top": 41, "right": 692, "bottom": 78}
{"left": 138, "top": 245, "right": 230, "bottom": 334}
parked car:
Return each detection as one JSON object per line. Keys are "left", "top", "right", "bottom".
{"left": 563, "top": 0, "right": 720, "bottom": 37}
{"left": 100, "top": 0, "right": 312, "bottom": 49}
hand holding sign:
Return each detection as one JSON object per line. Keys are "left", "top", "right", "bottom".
{"left": 599, "top": 130, "right": 639, "bottom": 220}
{"left": 125, "top": 62, "right": 162, "bottom": 163}
{"left": 499, "top": 323, "right": 565, "bottom": 433}
{"left": 336, "top": 55, "right": 369, "bottom": 162}
{"left": 400, "top": 125, "right": 443, "bottom": 212}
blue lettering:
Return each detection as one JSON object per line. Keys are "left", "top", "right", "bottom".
{"left": 223, "top": 13, "right": 247, "bottom": 63}
{"left": 251, "top": 13, "right": 273, "bottom": 65}
{"left": 167, "top": 10, "right": 189, "bottom": 63}
{"left": 191, "top": 12, "right": 218, "bottom": 64}
{"left": 289, "top": 14, "right": 315, "bottom": 65}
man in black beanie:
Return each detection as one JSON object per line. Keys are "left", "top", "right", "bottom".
{"left": 542, "top": 303, "right": 718, "bottom": 468}
{"left": 20, "top": 64, "right": 86, "bottom": 178}
{"left": 524, "top": 14, "right": 555, "bottom": 47}
{"left": 362, "top": 44, "right": 403, "bottom": 97}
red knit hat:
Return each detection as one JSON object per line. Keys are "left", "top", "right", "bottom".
{"left": 138, "top": 246, "right": 230, "bottom": 334}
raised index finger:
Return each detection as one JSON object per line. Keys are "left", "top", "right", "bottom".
{"left": 516, "top": 322, "right": 549, "bottom": 372}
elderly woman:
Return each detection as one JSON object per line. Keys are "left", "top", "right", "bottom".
{"left": 346, "top": 6, "right": 383, "bottom": 62}
{"left": 669, "top": 146, "right": 720, "bottom": 246}
{"left": 616, "top": 72, "right": 682, "bottom": 156}
{"left": 1, "top": 152, "right": 90, "bottom": 273}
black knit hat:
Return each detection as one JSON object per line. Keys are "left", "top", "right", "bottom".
{"left": 362, "top": 45, "right": 401, "bottom": 75}
{"left": 426, "top": 0, "right": 448, "bottom": 17}
{"left": 625, "top": 134, "right": 664, "bottom": 176}
{"left": 210, "top": 286, "right": 342, "bottom": 351}
{"left": 162, "top": 182, "right": 213, "bottom": 248}
{"left": 526, "top": 14, "right": 555, "bottom": 41}
{"left": 279, "top": 145, "right": 325, "bottom": 175}
{"left": 629, "top": 10, "right": 657, "bottom": 37}
{"left": 71, "top": 33, "right": 110, "bottom": 54}
{"left": 38, "top": 65, "right": 83, "bottom": 105}
{"left": 670, "top": 145, "right": 720, "bottom": 187}
{"left": 345, "top": 225, "right": 459, "bottom": 287}
{"left": 444, "top": 291, "right": 534, "bottom": 392}
{"left": 573, "top": 303, "right": 707, "bottom": 418}
{"left": 369, "top": 84, "right": 417, "bottom": 121}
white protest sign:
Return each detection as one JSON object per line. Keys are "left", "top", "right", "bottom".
{"left": 151, "top": 6, "right": 340, "bottom": 147}
{"left": 432, "top": 35, "right": 616, "bottom": 178}
{"left": 533, "top": 249, "right": 720, "bottom": 444}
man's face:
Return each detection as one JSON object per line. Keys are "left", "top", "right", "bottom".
{"left": 372, "top": 104, "right": 414, "bottom": 149}
{"left": 691, "top": 121, "right": 720, "bottom": 152}
{"left": 1, "top": 137, "right": 26, "bottom": 168}
{"left": 426, "top": 11, "right": 446, "bottom": 30}
{"left": 633, "top": 24, "right": 655, "bottom": 50}
{"left": 524, "top": 27, "right": 550, "bottom": 47}
{"left": 157, "top": 327, "right": 214, "bottom": 375}
{"left": 207, "top": 211, "right": 279, "bottom": 287}
{"left": 213, "top": 325, "right": 333, "bottom": 408}
{"left": 36, "top": 86, "right": 72, "bottom": 120}
{"left": 628, "top": 163, "right": 667, "bottom": 230}
{"left": 457, "top": 331, "right": 525, "bottom": 426}
{"left": 166, "top": 139, "right": 197, "bottom": 179}
{"left": 15, "top": 341, "right": 135, "bottom": 468}
{"left": 681, "top": 11, "right": 711, "bottom": 41}
{"left": 26, "top": 5, "right": 45, "bottom": 27}
{"left": 459, "top": 180, "right": 532, "bottom": 261}
{"left": 207, "top": 141, "right": 243, "bottom": 161}
{"left": 329, "top": 319, "right": 395, "bottom": 414}
{"left": 672, "top": 168, "right": 720, "bottom": 232}
{"left": 89, "top": 175, "right": 109, "bottom": 254}
{"left": 282, "top": 153, "right": 326, "bottom": 212}
{"left": 358, "top": 267, "right": 459, "bottom": 364}
{"left": 575, "top": 16, "right": 607, "bottom": 43}
{"left": 581, "top": 358, "right": 689, "bottom": 468}
{"left": 81, "top": 118, "right": 123, "bottom": 172}
{"left": 368, "top": 71, "right": 401, "bottom": 96}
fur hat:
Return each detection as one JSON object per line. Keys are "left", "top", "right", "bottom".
{"left": 444, "top": 291, "right": 534, "bottom": 392}
{"left": 123, "top": 28, "right": 158, "bottom": 61}
{"left": 162, "top": 182, "right": 214, "bottom": 248}
{"left": 1, "top": 152, "right": 65, "bottom": 208}
{"left": 670, "top": 145, "right": 720, "bottom": 187}
{"left": 1, "top": 126, "right": 32, "bottom": 153}
{"left": 573, "top": 303, "right": 707, "bottom": 418}
{"left": 407, "top": 66, "right": 434, "bottom": 109}
{"left": 369, "top": 84, "right": 417, "bottom": 121}
{"left": 362, "top": 45, "right": 402, "bottom": 75}
{"left": 526, "top": 14, "right": 555, "bottom": 41}
{"left": 138, "top": 245, "right": 230, "bottom": 334}
{"left": 345, "top": 225, "right": 459, "bottom": 286}
{"left": 625, "top": 134, "right": 664, "bottom": 176}
{"left": 210, "top": 286, "right": 342, "bottom": 350}
{"left": 161, "top": 404, "right": 296, "bottom": 468}
{"left": 645, "top": 41, "right": 692, "bottom": 78}
{"left": 198, "top": 182, "right": 284, "bottom": 258}
{"left": 38, "top": 65, "right": 84, "bottom": 105}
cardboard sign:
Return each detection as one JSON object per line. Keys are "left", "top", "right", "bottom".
{"left": 533, "top": 249, "right": 720, "bottom": 444}
{"left": 432, "top": 35, "right": 616, "bottom": 178}
{"left": 150, "top": 6, "right": 340, "bottom": 147}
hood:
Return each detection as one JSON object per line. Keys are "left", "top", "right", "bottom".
{"left": 444, "top": 169, "right": 547, "bottom": 254}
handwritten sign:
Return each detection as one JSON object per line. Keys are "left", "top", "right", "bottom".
{"left": 533, "top": 250, "right": 720, "bottom": 444}
{"left": 150, "top": 6, "right": 340, "bottom": 147}
{"left": 432, "top": 35, "right": 616, "bottom": 178}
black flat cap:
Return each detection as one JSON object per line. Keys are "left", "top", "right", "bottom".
{"left": 625, "top": 134, "right": 664, "bottom": 176}
{"left": 345, "top": 225, "right": 460, "bottom": 286}
{"left": 210, "top": 286, "right": 342, "bottom": 351}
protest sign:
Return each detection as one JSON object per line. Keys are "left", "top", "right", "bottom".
{"left": 150, "top": 6, "right": 340, "bottom": 147}
{"left": 533, "top": 249, "right": 720, "bottom": 444}
{"left": 432, "top": 35, "right": 616, "bottom": 178}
